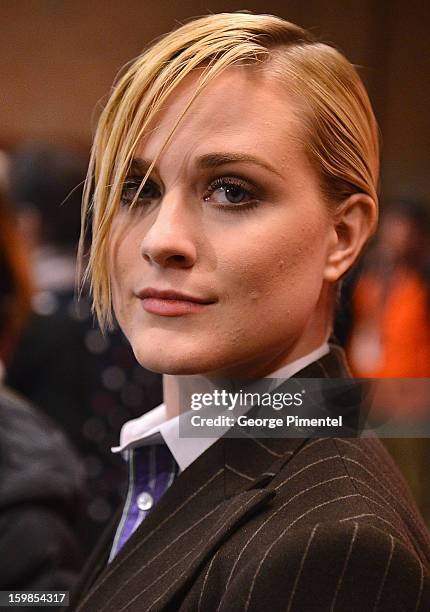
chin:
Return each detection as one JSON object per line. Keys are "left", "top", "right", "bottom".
{"left": 131, "top": 343, "right": 220, "bottom": 376}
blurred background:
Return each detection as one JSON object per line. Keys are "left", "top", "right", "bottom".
{"left": 0, "top": 0, "right": 428, "bottom": 203}
{"left": 0, "top": 0, "right": 429, "bottom": 579}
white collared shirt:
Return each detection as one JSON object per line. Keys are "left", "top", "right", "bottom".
{"left": 112, "top": 342, "right": 329, "bottom": 472}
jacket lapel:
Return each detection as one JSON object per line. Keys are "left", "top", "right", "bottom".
{"left": 75, "top": 346, "right": 349, "bottom": 611}
{"left": 76, "top": 435, "right": 288, "bottom": 612}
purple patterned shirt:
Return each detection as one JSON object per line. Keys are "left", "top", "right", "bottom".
{"left": 109, "top": 443, "right": 177, "bottom": 561}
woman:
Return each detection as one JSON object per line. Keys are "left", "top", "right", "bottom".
{"left": 0, "top": 191, "right": 83, "bottom": 594}
{"left": 73, "top": 13, "right": 430, "bottom": 611}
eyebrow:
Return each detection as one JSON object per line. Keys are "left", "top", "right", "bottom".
{"left": 129, "top": 152, "right": 283, "bottom": 180}
{"left": 195, "top": 152, "right": 283, "bottom": 178}
{"left": 128, "top": 158, "right": 159, "bottom": 179}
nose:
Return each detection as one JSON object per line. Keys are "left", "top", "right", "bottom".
{"left": 140, "top": 192, "right": 197, "bottom": 269}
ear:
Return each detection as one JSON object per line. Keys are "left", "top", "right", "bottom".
{"left": 323, "top": 193, "right": 377, "bottom": 282}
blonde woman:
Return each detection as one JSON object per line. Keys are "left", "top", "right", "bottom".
{"left": 73, "top": 13, "right": 430, "bottom": 612}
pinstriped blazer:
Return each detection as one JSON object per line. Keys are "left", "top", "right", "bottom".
{"left": 72, "top": 347, "right": 430, "bottom": 611}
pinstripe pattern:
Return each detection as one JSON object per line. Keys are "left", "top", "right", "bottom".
{"left": 218, "top": 473, "right": 351, "bottom": 606}
{"left": 121, "top": 548, "right": 195, "bottom": 612}
{"left": 414, "top": 560, "right": 424, "bottom": 612}
{"left": 330, "top": 521, "right": 359, "bottom": 611}
{"left": 139, "top": 490, "right": 266, "bottom": 612}
{"left": 286, "top": 523, "right": 319, "bottom": 612}
{"left": 337, "top": 437, "right": 422, "bottom": 514}
{"left": 244, "top": 494, "right": 365, "bottom": 611}
{"left": 225, "top": 464, "right": 255, "bottom": 480}
{"left": 198, "top": 549, "right": 220, "bottom": 612}
{"left": 72, "top": 346, "right": 430, "bottom": 612}
{"left": 75, "top": 466, "right": 225, "bottom": 611}
{"left": 339, "top": 514, "right": 406, "bottom": 544}
{"left": 342, "top": 456, "right": 421, "bottom": 526}
{"left": 250, "top": 437, "right": 285, "bottom": 457}
{"left": 373, "top": 535, "right": 395, "bottom": 610}
{"left": 274, "top": 455, "right": 341, "bottom": 491}
{"left": 112, "top": 503, "right": 221, "bottom": 600}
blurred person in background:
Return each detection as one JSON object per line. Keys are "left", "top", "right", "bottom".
{"left": 348, "top": 199, "right": 430, "bottom": 378}
{"left": 5, "top": 143, "right": 162, "bottom": 557}
{"left": 347, "top": 199, "right": 430, "bottom": 526}
{"left": 8, "top": 142, "right": 87, "bottom": 298}
{"left": 0, "top": 189, "right": 83, "bottom": 592}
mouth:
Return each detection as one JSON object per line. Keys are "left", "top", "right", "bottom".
{"left": 136, "top": 288, "right": 217, "bottom": 317}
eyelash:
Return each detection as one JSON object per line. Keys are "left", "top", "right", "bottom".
{"left": 120, "top": 175, "right": 260, "bottom": 211}
{"left": 120, "top": 177, "right": 160, "bottom": 207}
{"left": 203, "top": 177, "right": 259, "bottom": 211}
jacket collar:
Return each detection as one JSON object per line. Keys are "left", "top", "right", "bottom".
{"left": 74, "top": 345, "right": 350, "bottom": 612}
{"left": 111, "top": 342, "right": 331, "bottom": 472}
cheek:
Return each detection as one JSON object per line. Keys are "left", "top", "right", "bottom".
{"left": 220, "top": 217, "right": 328, "bottom": 313}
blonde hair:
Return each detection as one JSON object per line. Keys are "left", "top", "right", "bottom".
{"left": 81, "top": 12, "right": 379, "bottom": 329}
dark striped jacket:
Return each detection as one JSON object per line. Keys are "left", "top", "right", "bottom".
{"left": 72, "top": 347, "right": 430, "bottom": 611}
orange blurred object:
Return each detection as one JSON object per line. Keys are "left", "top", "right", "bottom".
{"left": 348, "top": 268, "right": 430, "bottom": 378}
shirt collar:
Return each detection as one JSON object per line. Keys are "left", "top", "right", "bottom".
{"left": 266, "top": 343, "right": 330, "bottom": 378}
{"left": 112, "top": 342, "right": 330, "bottom": 472}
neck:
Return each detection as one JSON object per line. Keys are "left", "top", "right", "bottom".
{"left": 163, "top": 374, "right": 233, "bottom": 420}
{"left": 162, "top": 338, "right": 330, "bottom": 420}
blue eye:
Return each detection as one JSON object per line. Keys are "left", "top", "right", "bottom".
{"left": 204, "top": 178, "right": 258, "bottom": 208}
{"left": 121, "top": 178, "right": 161, "bottom": 206}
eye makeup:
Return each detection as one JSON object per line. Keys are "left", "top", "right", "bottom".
{"left": 203, "top": 176, "right": 260, "bottom": 210}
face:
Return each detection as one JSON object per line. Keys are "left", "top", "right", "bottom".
{"left": 109, "top": 66, "right": 338, "bottom": 378}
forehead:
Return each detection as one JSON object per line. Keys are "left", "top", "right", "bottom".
{"left": 134, "top": 65, "right": 306, "bottom": 174}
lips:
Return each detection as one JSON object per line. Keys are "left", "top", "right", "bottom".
{"left": 137, "top": 288, "right": 217, "bottom": 316}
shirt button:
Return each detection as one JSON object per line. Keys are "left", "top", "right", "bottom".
{"left": 137, "top": 491, "right": 154, "bottom": 511}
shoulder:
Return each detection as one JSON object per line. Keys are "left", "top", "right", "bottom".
{"left": 271, "top": 437, "right": 430, "bottom": 550}
{"left": 0, "top": 384, "right": 83, "bottom": 509}
{"left": 219, "top": 520, "right": 429, "bottom": 612}
{"left": 0, "top": 503, "right": 82, "bottom": 590}
{"left": 200, "top": 437, "right": 430, "bottom": 611}
{"left": 0, "top": 385, "right": 84, "bottom": 590}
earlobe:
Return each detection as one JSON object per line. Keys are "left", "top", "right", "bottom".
{"left": 323, "top": 193, "right": 377, "bottom": 282}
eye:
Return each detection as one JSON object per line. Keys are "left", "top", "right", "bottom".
{"left": 120, "top": 177, "right": 161, "bottom": 207}
{"left": 204, "top": 177, "right": 258, "bottom": 209}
